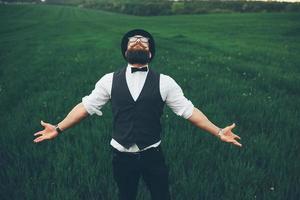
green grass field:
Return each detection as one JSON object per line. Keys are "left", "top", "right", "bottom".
{"left": 0, "top": 3, "right": 299, "bottom": 200}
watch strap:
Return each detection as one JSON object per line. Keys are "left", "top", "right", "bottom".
{"left": 55, "top": 125, "right": 63, "bottom": 134}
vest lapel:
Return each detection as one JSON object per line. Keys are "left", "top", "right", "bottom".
{"left": 124, "top": 67, "right": 152, "bottom": 103}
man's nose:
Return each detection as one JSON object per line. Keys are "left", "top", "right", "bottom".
{"left": 135, "top": 39, "right": 143, "bottom": 44}
{"left": 133, "top": 41, "right": 146, "bottom": 47}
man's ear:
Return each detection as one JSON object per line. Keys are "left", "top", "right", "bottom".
{"left": 149, "top": 52, "right": 152, "bottom": 59}
{"left": 125, "top": 50, "right": 128, "bottom": 57}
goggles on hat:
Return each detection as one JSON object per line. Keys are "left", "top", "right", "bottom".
{"left": 128, "top": 36, "right": 149, "bottom": 43}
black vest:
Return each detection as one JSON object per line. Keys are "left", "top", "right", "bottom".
{"left": 111, "top": 67, "right": 165, "bottom": 149}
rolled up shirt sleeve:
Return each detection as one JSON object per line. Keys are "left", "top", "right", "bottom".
{"left": 82, "top": 73, "right": 112, "bottom": 116}
{"left": 164, "top": 75, "right": 194, "bottom": 119}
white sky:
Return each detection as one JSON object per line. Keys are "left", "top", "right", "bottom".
{"left": 247, "top": 0, "right": 300, "bottom": 2}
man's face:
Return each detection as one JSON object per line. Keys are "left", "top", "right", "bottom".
{"left": 125, "top": 35, "right": 151, "bottom": 65}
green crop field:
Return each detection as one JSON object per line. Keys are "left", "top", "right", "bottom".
{"left": 0, "top": 3, "right": 299, "bottom": 200}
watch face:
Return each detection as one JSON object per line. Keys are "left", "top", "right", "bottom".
{"left": 55, "top": 126, "right": 62, "bottom": 133}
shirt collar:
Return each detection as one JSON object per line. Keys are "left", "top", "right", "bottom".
{"left": 126, "top": 63, "right": 149, "bottom": 73}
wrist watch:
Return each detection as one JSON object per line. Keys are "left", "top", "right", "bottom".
{"left": 217, "top": 128, "right": 224, "bottom": 139}
{"left": 55, "top": 125, "right": 63, "bottom": 134}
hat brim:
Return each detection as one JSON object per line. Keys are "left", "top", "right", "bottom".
{"left": 121, "top": 29, "right": 155, "bottom": 62}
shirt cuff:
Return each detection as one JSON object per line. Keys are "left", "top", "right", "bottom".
{"left": 181, "top": 101, "right": 194, "bottom": 119}
{"left": 82, "top": 97, "right": 103, "bottom": 116}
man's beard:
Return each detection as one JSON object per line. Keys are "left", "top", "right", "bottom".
{"left": 125, "top": 49, "right": 151, "bottom": 65}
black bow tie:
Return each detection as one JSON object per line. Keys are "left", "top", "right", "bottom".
{"left": 131, "top": 66, "right": 148, "bottom": 73}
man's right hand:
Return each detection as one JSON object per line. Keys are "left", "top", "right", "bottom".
{"left": 33, "top": 120, "right": 59, "bottom": 143}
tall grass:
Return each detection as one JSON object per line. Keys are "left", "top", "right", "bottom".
{"left": 0, "top": 4, "right": 299, "bottom": 200}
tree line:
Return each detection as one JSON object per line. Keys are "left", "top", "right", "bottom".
{"left": 2, "top": 0, "right": 300, "bottom": 15}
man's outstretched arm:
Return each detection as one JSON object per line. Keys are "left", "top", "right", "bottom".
{"left": 188, "top": 107, "right": 242, "bottom": 147}
{"left": 33, "top": 102, "right": 89, "bottom": 143}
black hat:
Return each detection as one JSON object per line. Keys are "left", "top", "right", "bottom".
{"left": 121, "top": 29, "right": 155, "bottom": 62}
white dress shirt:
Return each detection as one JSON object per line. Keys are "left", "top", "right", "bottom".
{"left": 82, "top": 64, "right": 194, "bottom": 152}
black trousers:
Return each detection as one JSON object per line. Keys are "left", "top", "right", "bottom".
{"left": 112, "top": 145, "right": 171, "bottom": 200}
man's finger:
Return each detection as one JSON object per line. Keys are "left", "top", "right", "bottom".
{"left": 223, "top": 123, "right": 236, "bottom": 133}
{"left": 34, "top": 131, "right": 43, "bottom": 136}
{"left": 221, "top": 137, "right": 242, "bottom": 147}
{"left": 234, "top": 134, "right": 241, "bottom": 140}
{"left": 230, "top": 123, "right": 236, "bottom": 129}
{"left": 34, "top": 136, "right": 44, "bottom": 143}
{"left": 232, "top": 140, "right": 242, "bottom": 147}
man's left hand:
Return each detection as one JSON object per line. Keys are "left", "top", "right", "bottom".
{"left": 219, "top": 123, "right": 242, "bottom": 147}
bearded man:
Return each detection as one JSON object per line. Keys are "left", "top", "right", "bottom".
{"left": 33, "top": 29, "right": 242, "bottom": 200}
